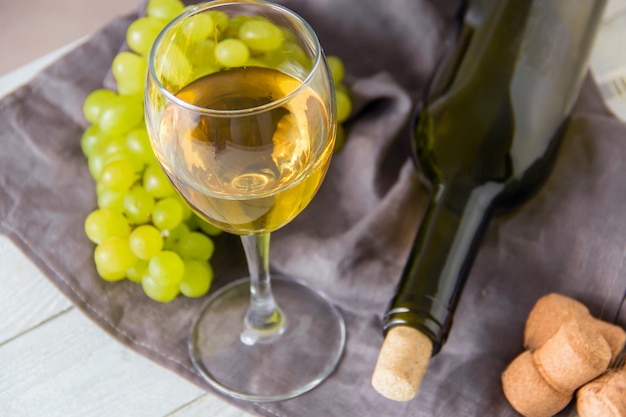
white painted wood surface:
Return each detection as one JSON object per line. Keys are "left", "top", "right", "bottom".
{"left": 1, "top": 1, "right": 624, "bottom": 416}
{"left": 0, "top": 235, "right": 249, "bottom": 417}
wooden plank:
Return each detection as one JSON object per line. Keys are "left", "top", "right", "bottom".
{"left": 0, "top": 236, "right": 73, "bottom": 344}
{"left": 0, "top": 239, "right": 250, "bottom": 416}
{"left": 0, "top": 308, "right": 209, "bottom": 417}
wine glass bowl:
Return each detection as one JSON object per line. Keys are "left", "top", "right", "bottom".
{"left": 146, "top": 4, "right": 335, "bottom": 235}
{"left": 145, "top": 0, "right": 345, "bottom": 402}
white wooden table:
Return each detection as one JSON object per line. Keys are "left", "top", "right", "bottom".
{"left": 1, "top": 2, "right": 625, "bottom": 416}
{"left": 0, "top": 42, "right": 250, "bottom": 417}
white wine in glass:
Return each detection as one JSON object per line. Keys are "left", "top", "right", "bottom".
{"left": 145, "top": 0, "right": 346, "bottom": 402}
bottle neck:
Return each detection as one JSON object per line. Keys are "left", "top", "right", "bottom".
{"left": 383, "top": 179, "right": 503, "bottom": 353}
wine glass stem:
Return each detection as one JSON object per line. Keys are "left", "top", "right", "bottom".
{"left": 240, "top": 232, "right": 285, "bottom": 345}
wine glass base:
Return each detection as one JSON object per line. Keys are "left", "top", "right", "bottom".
{"left": 189, "top": 276, "right": 346, "bottom": 402}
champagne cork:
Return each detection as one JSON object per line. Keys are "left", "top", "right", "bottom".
{"left": 592, "top": 319, "right": 626, "bottom": 365}
{"left": 532, "top": 318, "right": 612, "bottom": 393}
{"left": 501, "top": 350, "right": 573, "bottom": 417}
{"left": 371, "top": 326, "right": 432, "bottom": 401}
{"left": 524, "top": 293, "right": 590, "bottom": 350}
{"left": 577, "top": 369, "right": 626, "bottom": 417}
{"left": 524, "top": 293, "right": 625, "bottom": 365}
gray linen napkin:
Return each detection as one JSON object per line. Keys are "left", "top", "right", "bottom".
{"left": 1, "top": 1, "right": 624, "bottom": 416}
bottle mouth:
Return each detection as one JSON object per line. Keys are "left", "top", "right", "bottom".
{"left": 147, "top": 0, "right": 323, "bottom": 118}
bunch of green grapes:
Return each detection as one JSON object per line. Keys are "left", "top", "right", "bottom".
{"left": 81, "top": 0, "right": 353, "bottom": 302}
{"left": 82, "top": 0, "right": 222, "bottom": 303}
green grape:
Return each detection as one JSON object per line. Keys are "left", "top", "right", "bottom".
{"left": 126, "top": 259, "right": 148, "bottom": 283}
{"left": 88, "top": 151, "right": 107, "bottom": 180}
{"left": 148, "top": 250, "right": 185, "bottom": 285}
{"left": 100, "top": 159, "right": 137, "bottom": 192}
{"left": 196, "top": 216, "right": 223, "bottom": 236}
{"left": 215, "top": 38, "right": 249, "bottom": 67}
{"left": 244, "top": 57, "right": 270, "bottom": 68}
{"left": 168, "top": 222, "right": 190, "bottom": 240}
{"left": 147, "top": 0, "right": 184, "bottom": 22}
{"left": 143, "top": 164, "right": 175, "bottom": 198}
{"left": 103, "top": 149, "right": 144, "bottom": 173}
{"left": 142, "top": 274, "right": 180, "bottom": 302}
{"left": 152, "top": 197, "right": 183, "bottom": 231}
{"left": 155, "top": 43, "right": 193, "bottom": 89}
{"left": 96, "top": 264, "right": 126, "bottom": 282}
{"left": 126, "top": 128, "right": 156, "bottom": 165}
{"left": 99, "top": 134, "right": 127, "bottom": 157}
{"left": 184, "top": 213, "right": 199, "bottom": 231}
{"left": 187, "top": 39, "right": 219, "bottom": 78}
{"left": 123, "top": 185, "right": 155, "bottom": 224}
{"left": 336, "top": 89, "right": 352, "bottom": 123}
{"left": 112, "top": 51, "right": 148, "bottom": 97}
{"left": 182, "top": 12, "right": 215, "bottom": 41}
{"left": 223, "top": 14, "right": 254, "bottom": 39}
{"left": 94, "top": 236, "right": 138, "bottom": 281}
{"left": 207, "top": 10, "right": 229, "bottom": 33}
{"left": 116, "top": 81, "right": 144, "bottom": 100}
{"left": 98, "top": 95, "right": 144, "bottom": 136}
{"left": 333, "top": 123, "right": 346, "bottom": 153}
{"left": 279, "top": 24, "right": 297, "bottom": 42}
{"left": 262, "top": 41, "right": 310, "bottom": 72}
{"left": 81, "top": 125, "right": 107, "bottom": 158}
{"left": 84, "top": 209, "right": 130, "bottom": 244}
{"left": 327, "top": 56, "right": 345, "bottom": 85}
{"left": 177, "top": 231, "right": 214, "bottom": 261}
{"left": 127, "top": 17, "right": 166, "bottom": 57}
{"left": 97, "top": 186, "right": 126, "bottom": 212}
{"left": 95, "top": 180, "right": 108, "bottom": 194}
{"left": 83, "top": 88, "right": 117, "bottom": 125}
{"left": 238, "top": 20, "right": 284, "bottom": 52}
{"left": 163, "top": 222, "right": 189, "bottom": 250}
{"left": 129, "top": 224, "right": 164, "bottom": 260}
{"left": 286, "top": 42, "right": 311, "bottom": 69}
{"left": 179, "top": 259, "right": 213, "bottom": 298}
{"left": 89, "top": 136, "right": 134, "bottom": 181}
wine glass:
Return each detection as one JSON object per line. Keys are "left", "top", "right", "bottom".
{"left": 145, "top": 0, "right": 345, "bottom": 402}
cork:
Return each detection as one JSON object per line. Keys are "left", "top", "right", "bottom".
{"left": 501, "top": 350, "right": 573, "bottom": 417}
{"left": 532, "top": 318, "right": 612, "bottom": 393}
{"left": 577, "top": 369, "right": 626, "bottom": 417}
{"left": 592, "top": 319, "right": 626, "bottom": 365}
{"left": 524, "top": 293, "right": 590, "bottom": 350}
{"left": 371, "top": 326, "right": 433, "bottom": 402}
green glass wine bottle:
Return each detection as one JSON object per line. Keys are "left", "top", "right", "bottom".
{"left": 373, "top": 0, "right": 607, "bottom": 402}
